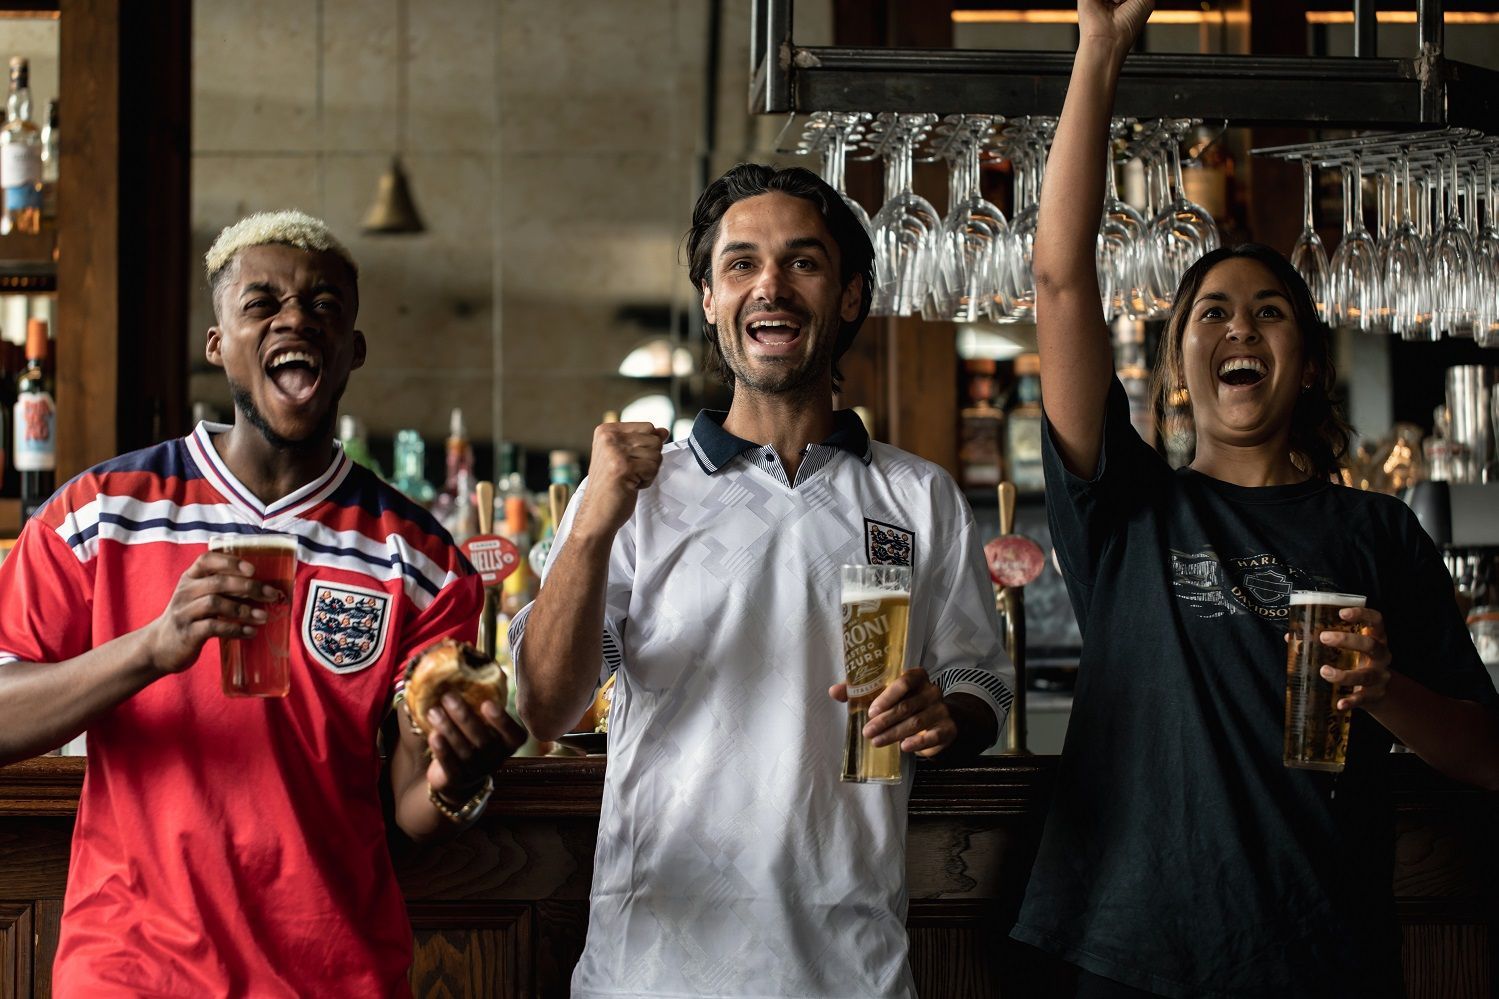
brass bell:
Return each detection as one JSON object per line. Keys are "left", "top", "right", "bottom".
{"left": 361, "top": 156, "right": 426, "bottom": 235}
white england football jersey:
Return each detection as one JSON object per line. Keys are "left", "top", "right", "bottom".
{"left": 511, "top": 410, "right": 1013, "bottom": 999}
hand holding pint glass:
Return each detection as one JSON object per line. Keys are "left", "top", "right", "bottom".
{"left": 208, "top": 533, "right": 298, "bottom": 697}
{"left": 1284, "top": 591, "right": 1366, "bottom": 771}
{"left": 839, "top": 565, "right": 911, "bottom": 784}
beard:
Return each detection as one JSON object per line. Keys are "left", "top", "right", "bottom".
{"left": 228, "top": 377, "right": 340, "bottom": 451}
{"left": 715, "top": 308, "right": 836, "bottom": 398}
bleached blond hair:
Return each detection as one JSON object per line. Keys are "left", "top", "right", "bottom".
{"left": 204, "top": 209, "right": 359, "bottom": 286}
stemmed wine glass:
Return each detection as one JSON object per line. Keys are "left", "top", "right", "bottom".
{"left": 869, "top": 113, "right": 941, "bottom": 318}
{"left": 1098, "top": 122, "right": 1146, "bottom": 322}
{"left": 814, "top": 112, "right": 874, "bottom": 237}
{"left": 1289, "top": 157, "right": 1332, "bottom": 325}
{"left": 1129, "top": 131, "right": 1174, "bottom": 318}
{"left": 1003, "top": 117, "right": 1054, "bottom": 323}
{"left": 931, "top": 116, "right": 1009, "bottom": 323}
{"left": 1429, "top": 147, "right": 1476, "bottom": 338}
{"left": 1471, "top": 150, "right": 1499, "bottom": 347}
{"left": 1145, "top": 119, "right": 1221, "bottom": 302}
{"left": 1383, "top": 154, "right": 1433, "bottom": 341}
{"left": 1328, "top": 153, "right": 1382, "bottom": 332}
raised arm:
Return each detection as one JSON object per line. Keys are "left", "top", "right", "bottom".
{"left": 1034, "top": 0, "right": 1154, "bottom": 477}
{"left": 513, "top": 422, "right": 667, "bottom": 742}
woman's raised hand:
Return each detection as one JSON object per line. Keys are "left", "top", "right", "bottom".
{"left": 1078, "top": 0, "right": 1155, "bottom": 61}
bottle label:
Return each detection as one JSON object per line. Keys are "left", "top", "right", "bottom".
{"left": 1, "top": 143, "right": 41, "bottom": 191}
{"left": 14, "top": 390, "right": 55, "bottom": 471}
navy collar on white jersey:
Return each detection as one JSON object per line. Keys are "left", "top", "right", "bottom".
{"left": 687, "top": 408, "right": 874, "bottom": 475}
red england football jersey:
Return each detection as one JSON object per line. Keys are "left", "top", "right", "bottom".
{"left": 0, "top": 424, "right": 482, "bottom": 997}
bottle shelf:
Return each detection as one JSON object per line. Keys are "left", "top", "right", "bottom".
{"left": 0, "top": 231, "right": 57, "bottom": 291}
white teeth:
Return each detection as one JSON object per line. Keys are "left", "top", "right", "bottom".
{"left": 749, "top": 320, "right": 799, "bottom": 332}
{"left": 1217, "top": 356, "right": 1267, "bottom": 378}
{"left": 267, "top": 350, "right": 319, "bottom": 370}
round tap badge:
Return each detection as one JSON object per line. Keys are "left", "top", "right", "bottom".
{"left": 460, "top": 534, "right": 522, "bottom": 586}
{"left": 985, "top": 533, "right": 1045, "bottom": 588}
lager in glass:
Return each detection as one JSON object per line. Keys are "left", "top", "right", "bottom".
{"left": 1284, "top": 590, "right": 1366, "bottom": 772}
{"left": 839, "top": 564, "right": 911, "bottom": 784}
{"left": 208, "top": 533, "right": 298, "bottom": 698}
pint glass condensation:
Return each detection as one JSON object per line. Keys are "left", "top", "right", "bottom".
{"left": 1284, "top": 590, "right": 1366, "bottom": 772}
{"left": 208, "top": 533, "right": 297, "bottom": 698}
{"left": 840, "top": 564, "right": 911, "bottom": 784}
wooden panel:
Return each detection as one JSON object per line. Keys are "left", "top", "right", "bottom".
{"left": 533, "top": 900, "right": 588, "bottom": 999}
{"left": 33, "top": 900, "right": 61, "bottom": 999}
{"left": 0, "top": 904, "right": 31, "bottom": 999}
{"left": 408, "top": 902, "right": 530, "bottom": 999}
{"left": 0, "top": 820, "right": 72, "bottom": 898}
{"left": 1402, "top": 922, "right": 1489, "bottom": 999}
{"left": 56, "top": 0, "right": 120, "bottom": 478}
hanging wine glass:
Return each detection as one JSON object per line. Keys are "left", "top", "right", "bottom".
{"left": 815, "top": 112, "right": 874, "bottom": 237}
{"left": 1130, "top": 131, "right": 1174, "bottom": 318}
{"left": 1003, "top": 118, "right": 1054, "bottom": 323}
{"left": 932, "top": 116, "right": 1009, "bottom": 323}
{"left": 869, "top": 113, "right": 941, "bottom": 318}
{"left": 1288, "top": 157, "right": 1332, "bottom": 325}
{"left": 1384, "top": 154, "right": 1434, "bottom": 341}
{"left": 1429, "top": 146, "right": 1476, "bottom": 338}
{"left": 1471, "top": 150, "right": 1499, "bottom": 347}
{"left": 1329, "top": 153, "right": 1382, "bottom": 332}
{"left": 1098, "top": 122, "right": 1146, "bottom": 323}
{"left": 1146, "top": 118, "right": 1221, "bottom": 304}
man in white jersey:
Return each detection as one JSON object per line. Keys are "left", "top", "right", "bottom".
{"left": 510, "top": 164, "right": 1014, "bottom": 999}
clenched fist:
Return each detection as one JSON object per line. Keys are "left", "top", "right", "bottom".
{"left": 573, "top": 422, "right": 669, "bottom": 540}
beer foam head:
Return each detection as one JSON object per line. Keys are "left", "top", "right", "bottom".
{"left": 841, "top": 586, "right": 911, "bottom": 604}
{"left": 204, "top": 210, "right": 359, "bottom": 285}
{"left": 207, "top": 532, "right": 299, "bottom": 553}
{"left": 1288, "top": 590, "right": 1366, "bottom": 608}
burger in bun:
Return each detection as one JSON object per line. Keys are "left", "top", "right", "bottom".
{"left": 404, "top": 638, "right": 507, "bottom": 736}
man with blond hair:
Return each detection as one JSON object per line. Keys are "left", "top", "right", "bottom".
{"left": 0, "top": 210, "right": 524, "bottom": 996}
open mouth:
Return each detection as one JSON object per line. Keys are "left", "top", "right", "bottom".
{"left": 1217, "top": 356, "right": 1268, "bottom": 388}
{"left": 746, "top": 317, "right": 803, "bottom": 346}
{"left": 264, "top": 347, "right": 323, "bottom": 402}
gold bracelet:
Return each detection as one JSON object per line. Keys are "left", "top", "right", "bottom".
{"left": 427, "top": 774, "right": 494, "bottom": 824}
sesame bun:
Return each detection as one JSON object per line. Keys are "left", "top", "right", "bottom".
{"left": 404, "top": 638, "right": 507, "bottom": 736}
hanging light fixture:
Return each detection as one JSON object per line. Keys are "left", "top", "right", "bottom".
{"left": 363, "top": 0, "right": 425, "bottom": 234}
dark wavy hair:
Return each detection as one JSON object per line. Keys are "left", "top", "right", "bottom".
{"left": 685, "top": 163, "right": 875, "bottom": 393}
{"left": 1147, "top": 243, "right": 1353, "bottom": 481}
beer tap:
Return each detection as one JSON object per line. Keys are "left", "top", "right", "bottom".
{"left": 473, "top": 480, "right": 499, "bottom": 658}
{"left": 986, "top": 481, "right": 1044, "bottom": 755}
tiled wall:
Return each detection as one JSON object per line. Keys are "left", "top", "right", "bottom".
{"left": 189, "top": 0, "right": 829, "bottom": 454}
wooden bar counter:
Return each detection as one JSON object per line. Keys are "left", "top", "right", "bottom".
{"left": 0, "top": 754, "right": 1492, "bottom": 998}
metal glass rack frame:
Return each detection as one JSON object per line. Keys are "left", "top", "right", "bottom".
{"left": 750, "top": 0, "right": 1499, "bottom": 134}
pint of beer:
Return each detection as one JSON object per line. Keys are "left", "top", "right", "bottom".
{"left": 1284, "top": 590, "right": 1366, "bottom": 772}
{"left": 839, "top": 564, "right": 911, "bottom": 784}
{"left": 208, "top": 533, "right": 298, "bottom": 698}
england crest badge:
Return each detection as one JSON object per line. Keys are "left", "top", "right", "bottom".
{"left": 303, "top": 580, "right": 392, "bottom": 674}
{"left": 865, "top": 518, "right": 915, "bottom": 568}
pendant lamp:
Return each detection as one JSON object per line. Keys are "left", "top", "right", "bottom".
{"left": 362, "top": 0, "right": 425, "bottom": 235}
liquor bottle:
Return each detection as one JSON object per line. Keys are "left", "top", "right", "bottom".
{"left": 39, "top": 98, "right": 56, "bottom": 227}
{"left": 0, "top": 337, "right": 14, "bottom": 496}
{"left": 548, "top": 448, "right": 581, "bottom": 491}
{"left": 0, "top": 58, "right": 42, "bottom": 237}
{"left": 499, "top": 496, "right": 533, "bottom": 618}
{"left": 1005, "top": 352, "right": 1045, "bottom": 493}
{"left": 14, "top": 317, "right": 54, "bottom": 520}
{"left": 337, "top": 414, "right": 385, "bottom": 478}
{"left": 391, "top": 428, "right": 436, "bottom": 506}
{"left": 958, "top": 358, "right": 1004, "bottom": 489}
{"left": 1113, "top": 319, "right": 1154, "bottom": 446}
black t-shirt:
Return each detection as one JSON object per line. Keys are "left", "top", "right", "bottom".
{"left": 1011, "top": 380, "right": 1497, "bottom": 999}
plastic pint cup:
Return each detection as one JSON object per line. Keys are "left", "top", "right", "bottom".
{"left": 1284, "top": 590, "right": 1366, "bottom": 772}
{"left": 208, "top": 533, "right": 297, "bottom": 698}
{"left": 839, "top": 564, "right": 911, "bottom": 784}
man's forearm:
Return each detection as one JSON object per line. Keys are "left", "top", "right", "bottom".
{"left": 515, "top": 529, "right": 616, "bottom": 741}
{"left": 939, "top": 692, "right": 1000, "bottom": 763}
{"left": 0, "top": 630, "right": 162, "bottom": 766}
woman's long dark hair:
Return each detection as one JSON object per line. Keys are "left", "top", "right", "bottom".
{"left": 1146, "top": 243, "right": 1353, "bottom": 481}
